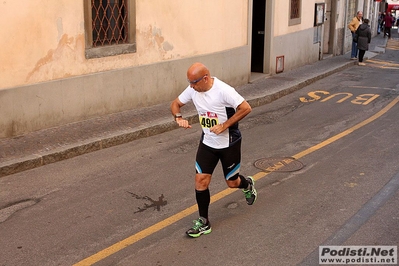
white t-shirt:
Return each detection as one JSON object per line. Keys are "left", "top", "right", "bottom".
{"left": 178, "top": 77, "right": 244, "bottom": 149}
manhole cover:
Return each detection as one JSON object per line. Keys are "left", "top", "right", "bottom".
{"left": 254, "top": 157, "right": 304, "bottom": 172}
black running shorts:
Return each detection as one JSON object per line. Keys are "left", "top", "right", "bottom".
{"left": 195, "top": 138, "right": 241, "bottom": 180}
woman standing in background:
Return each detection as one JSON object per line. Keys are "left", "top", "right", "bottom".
{"left": 356, "top": 18, "right": 371, "bottom": 66}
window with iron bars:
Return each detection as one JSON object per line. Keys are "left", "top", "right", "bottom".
{"left": 289, "top": 0, "right": 301, "bottom": 26}
{"left": 92, "top": 0, "right": 128, "bottom": 46}
{"left": 84, "top": 0, "right": 136, "bottom": 59}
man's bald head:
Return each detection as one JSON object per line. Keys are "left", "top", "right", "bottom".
{"left": 187, "top": 63, "right": 210, "bottom": 79}
{"left": 186, "top": 62, "right": 213, "bottom": 92}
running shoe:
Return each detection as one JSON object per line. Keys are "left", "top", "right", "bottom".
{"left": 186, "top": 217, "right": 212, "bottom": 238}
{"left": 243, "top": 176, "right": 257, "bottom": 205}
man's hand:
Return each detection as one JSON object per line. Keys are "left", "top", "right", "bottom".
{"left": 176, "top": 118, "right": 192, "bottom": 129}
{"left": 210, "top": 123, "right": 225, "bottom": 135}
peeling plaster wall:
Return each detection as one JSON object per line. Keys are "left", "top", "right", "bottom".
{"left": 0, "top": 47, "right": 249, "bottom": 138}
{"left": 0, "top": 1, "right": 85, "bottom": 89}
{"left": 0, "top": 0, "right": 248, "bottom": 89}
{"left": 0, "top": 0, "right": 250, "bottom": 138}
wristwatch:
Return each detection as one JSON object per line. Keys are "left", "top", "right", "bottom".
{"left": 174, "top": 113, "right": 182, "bottom": 120}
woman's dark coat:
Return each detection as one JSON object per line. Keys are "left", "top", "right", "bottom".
{"left": 356, "top": 23, "right": 371, "bottom": 51}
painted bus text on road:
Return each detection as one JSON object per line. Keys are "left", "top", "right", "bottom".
{"left": 300, "top": 90, "right": 380, "bottom": 105}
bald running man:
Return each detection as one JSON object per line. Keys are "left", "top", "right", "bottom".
{"left": 170, "top": 62, "right": 257, "bottom": 238}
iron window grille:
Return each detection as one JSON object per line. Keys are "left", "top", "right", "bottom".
{"left": 290, "top": 0, "right": 300, "bottom": 19}
{"left": 84, "top": 0, "right": 136, "bottom": 58}
{"left": 289, "top": 0, "right": 301, "bottom": 26}
{"left": 92, "top": 0, "right": 128, "bottom": 47}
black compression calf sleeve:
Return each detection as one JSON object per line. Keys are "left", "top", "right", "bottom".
{"left": 196, "top": 189, "right": 210, "bottom": 220}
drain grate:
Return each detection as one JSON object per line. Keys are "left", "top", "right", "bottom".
{"left": 254, "top": 157, "right": 304, "bottom": 172}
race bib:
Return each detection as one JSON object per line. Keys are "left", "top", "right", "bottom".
{"left": 199, "top": 112, "right": 219, "bottom": 128}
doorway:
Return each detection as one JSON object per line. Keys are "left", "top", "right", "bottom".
{"left": 251, "top": 0, "right": 266, "bottom": 73}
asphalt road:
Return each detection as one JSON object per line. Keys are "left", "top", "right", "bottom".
{"left": 1, "top": 42, "right": 399, "bottom": 266}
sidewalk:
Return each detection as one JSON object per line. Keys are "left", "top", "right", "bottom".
{"left": 0, "top": 35, "right": 389, "bottom": 178}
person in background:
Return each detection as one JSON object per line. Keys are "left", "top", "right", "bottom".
{"left": 380, "top": 12, "right": 386, "bottom": 35}
{"left": 384, "top": 12, "right": 394, "bottom": 39}
{"left": 397, "top": 17, "right": 399, "bottom": 35}
{"left": 348, "top": 11, "right": 363, "bottom": 60}
{"left": 356, "top": 18, "right": 371, "bottom": 66}
{"left": 396, "top": 16, "right": 399, "bottom": 35}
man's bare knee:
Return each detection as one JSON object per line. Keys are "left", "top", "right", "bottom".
{"left": 195, "top": 174, "right": 212, "bottom": 190}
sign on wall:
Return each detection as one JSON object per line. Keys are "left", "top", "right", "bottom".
{"left": 314, "top": 3, "right": 325, "bottom": 26}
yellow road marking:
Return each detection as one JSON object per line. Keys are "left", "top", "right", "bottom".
{"left": 293, "top": 96, "right": 399, "bottom": 160}
{"left": 367, "top": 59, "right": 399, "bottom": 68}
{"left": 349, "top": 86, "right": 390, "bottom": 90}
{"left": 367, "top": 59, "right": 388, "bottom": 65}
{"left": 381, "top": 66, "right": 399, "bottom": 70}
{"left": 74, "top": 96, "right": 399, "bottom": 266}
